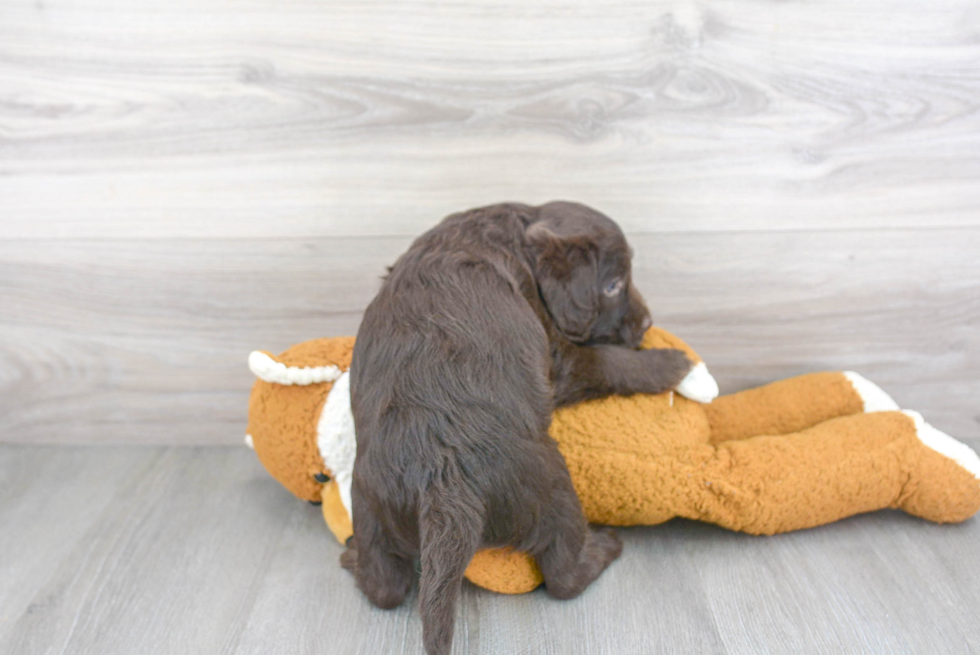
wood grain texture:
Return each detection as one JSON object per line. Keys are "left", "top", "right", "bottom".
{"left": 2, "top": 228, "right": 977, "bottom": 445}
{"left": 2, "top": 444, "right": 979, "bottom": 655}
{"left": 2, "top": 0, "right": 980, "bottom": 237}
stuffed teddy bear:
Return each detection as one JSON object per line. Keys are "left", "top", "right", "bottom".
{"left": 245, "top": 327, "right": 980, "bottom": 594}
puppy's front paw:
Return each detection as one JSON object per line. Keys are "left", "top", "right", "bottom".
{"left": 642, "top": 348, "right": 693, "bottom": 393}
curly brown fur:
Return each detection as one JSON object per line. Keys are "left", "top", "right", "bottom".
{"left": 346, "top": 201, "right": 690, "bottom": 655}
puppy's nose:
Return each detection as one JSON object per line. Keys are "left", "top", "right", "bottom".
{"left": 641, "top": 315, "right": 652, "bottom": 332}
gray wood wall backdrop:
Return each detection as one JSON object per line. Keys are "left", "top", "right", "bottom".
{"left": 1, "top": 0, "right": 979, "bottom": 445}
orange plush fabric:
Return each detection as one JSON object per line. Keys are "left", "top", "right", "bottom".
{"left": 246, "top": 328, "right": 980, "bottom": 596}
{"left": 247, "top": 337, "right": 355, "bottom": 501}
{"left": 463, "top": 548, "right": 544, "bottom": 595}
{"left": 703, "top": 372, "right": 863, "bottom": 444}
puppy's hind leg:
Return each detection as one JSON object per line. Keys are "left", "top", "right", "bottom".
{"left": 536, "top": 477, "right": 622, "bottom": 601}
{"left": 418, "top": 484, "right": 483, "bottom": 655}
{"left": 342, "top": 489, "right": 414, "bottom": 610}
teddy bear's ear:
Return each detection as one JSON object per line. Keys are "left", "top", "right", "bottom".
{"left": 248, "top": 350, "right": 343, "bottom": 386}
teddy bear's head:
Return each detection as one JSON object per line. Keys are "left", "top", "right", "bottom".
{"left": 246, "top": 336, "right": 357, "bottom": 543}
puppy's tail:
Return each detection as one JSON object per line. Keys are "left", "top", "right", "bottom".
{"left": 418, "top": 483, "right": 483, "bottom": 655}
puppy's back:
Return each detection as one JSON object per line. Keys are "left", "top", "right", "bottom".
{"left": 350, "top": 205, "right": 554, "bottom": 548}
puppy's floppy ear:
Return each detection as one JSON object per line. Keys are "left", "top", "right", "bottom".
{"left": 526, "top": 223, "right": 599, "bottom": 342}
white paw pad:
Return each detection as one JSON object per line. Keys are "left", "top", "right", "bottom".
{"left": 844, "top": 372, "right": 900, "bottom": 412}
{"left": 903, "top": 410, "right": 980, "bottom": 480}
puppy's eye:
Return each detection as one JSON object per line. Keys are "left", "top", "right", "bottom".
{"left": 602, "top": 278, "right": 624, "bottom": 297}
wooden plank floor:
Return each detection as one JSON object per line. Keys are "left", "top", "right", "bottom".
{"left": 2, "top": 444, "right": 979, "bottom": 655}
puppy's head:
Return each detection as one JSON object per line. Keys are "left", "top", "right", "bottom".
{"left": 526, "top": 201, "right": 652, "bottom": 348}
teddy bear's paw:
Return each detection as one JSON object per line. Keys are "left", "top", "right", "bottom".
{"left": 902, "top": 411, "right": 980, "bottom": 481}
{"left": 844, "top": 372, "right": 899, "bottom": 413}
{"left": 896, "top": 410, "right": 980, "bottom": 524}
{"left": 676, "top": 362, "right": 719, "bottom": 404}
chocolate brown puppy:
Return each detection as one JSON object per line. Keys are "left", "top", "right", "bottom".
{"left": 344, "top": 201, "right": 691, "bottom": 655}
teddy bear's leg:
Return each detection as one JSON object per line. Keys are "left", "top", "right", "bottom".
{"left": 703, "top": 371, "right": 898, "bottom": 445}
{"left": 687, "top": 411, "right": 980, "bottom": 534}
